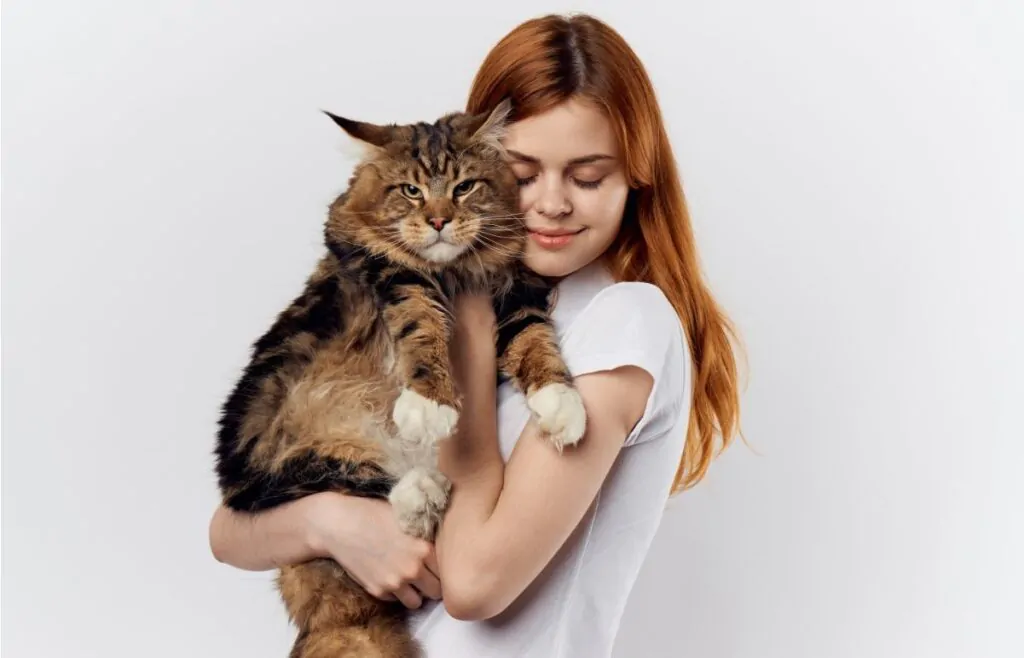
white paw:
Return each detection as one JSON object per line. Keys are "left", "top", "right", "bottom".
{"left": 527, "top": 382, "right": 587, "bottom": 452}
{"left": 388, "top": 468, "right": 451, "bottom": 540}
{"left": 392, "top": 388, "right": 459, "bottom": 446}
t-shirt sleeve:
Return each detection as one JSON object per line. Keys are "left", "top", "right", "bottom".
{"left": 558, "top": 282, "right": 689, "bottom": 447}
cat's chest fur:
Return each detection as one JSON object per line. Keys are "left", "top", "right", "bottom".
{"left": 279, "top": 259, "right": 511, "bottom": 459}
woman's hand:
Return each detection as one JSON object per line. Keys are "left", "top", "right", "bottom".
{"left": 304, "top": 492, "right": 442, "bottom": 609}
{"left": 210, "top": 493, "right": 441, "bottom": 610}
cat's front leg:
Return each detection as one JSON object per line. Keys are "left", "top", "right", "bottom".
{"left": 494, "top": 275, "right": 587, "bottom": 451}
{"left": 379, "top": 273, "right": 460, "bottom": 448}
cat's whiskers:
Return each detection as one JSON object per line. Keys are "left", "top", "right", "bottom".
{"left": 474, "top": 213, "right": 526, "bottom": 222}
{"left": 476, "top": 229, "right": 525, "bottom": 241}
{"left": 471, "top": 234, "right": 522, "bottom": 260}
{"left": 478, "top": 225, "right": 526, "bottom": 241}
{"left": 473, "top": 243, "right": 519, "bottom": 260}
{"left": 472, "top": 221, "right": 527, "bottom": 233}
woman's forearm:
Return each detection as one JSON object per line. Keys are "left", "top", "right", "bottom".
{"left": 437, "top": 395, "right": 503, "bottom": 525}
{"left": 208, "top": 497, "right": 322, "bottom": 571}
{"left": 434, "top": 353, "right": 505, "bottom": 586}
{"left": 211, "top": 492, "right": 444, "bottom": 608}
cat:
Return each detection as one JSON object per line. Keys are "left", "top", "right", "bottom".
{"left": 214, "top": 99, "right": 587, "bottom": 658}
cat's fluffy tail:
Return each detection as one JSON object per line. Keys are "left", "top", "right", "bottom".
{"left": 279, "top": 560, "right": 419, "bottom": 658}
{"left": 289, "top": 618, "right": 419, "bottom": 658}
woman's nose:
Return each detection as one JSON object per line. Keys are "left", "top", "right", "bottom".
{"left": 533, "top": 176, "right": 572, "bottom": 218}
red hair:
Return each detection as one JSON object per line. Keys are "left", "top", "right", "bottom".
{"left": 467, "top": 13, "right": 743, "bottom": 492}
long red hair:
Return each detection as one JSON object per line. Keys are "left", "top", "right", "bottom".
{"left": 467, "top": 13, "right": 742, "bottom": 492}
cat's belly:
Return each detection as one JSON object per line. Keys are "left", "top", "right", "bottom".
{"left": 273, "top": 333, "right": 401, "bottom": 469}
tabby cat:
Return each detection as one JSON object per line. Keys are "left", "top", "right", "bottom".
{"left": 214, "top": 100, "right": 587, "bottom": 658}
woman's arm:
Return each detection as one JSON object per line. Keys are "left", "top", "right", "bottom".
{"left": 435, "top": 294, "right": 654, "bottom": 621}
{"left": 209, "top": 492, "right": 442, "bottom": 609}
{"left": 209, "top": 495, "right": 322, "bottom": 571}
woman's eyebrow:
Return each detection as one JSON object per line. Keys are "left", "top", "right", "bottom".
{"left": 506, "top": 149, "right": 616, "bottom": 166}
{"left": 506, "top": 149, "right": 540, "bottom": 164}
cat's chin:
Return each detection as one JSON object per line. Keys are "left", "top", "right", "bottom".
{"left": 418, "top": 241, "right": 467, "bottom": 264}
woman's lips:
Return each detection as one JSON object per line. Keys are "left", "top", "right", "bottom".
{"left": 528, "top": 227, "right": 585, "bottom": 249}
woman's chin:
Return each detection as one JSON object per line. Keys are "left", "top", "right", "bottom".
{"left": 522, "top": 249, "right": 584, "bottom": 278}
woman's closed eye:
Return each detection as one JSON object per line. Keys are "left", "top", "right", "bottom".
{"left": 573, "top": 177, "right": 605, "bottom": 190}
{"left": 516, "top": 175, "right": 606, "bottom": 190}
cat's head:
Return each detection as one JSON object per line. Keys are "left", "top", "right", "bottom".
{"left": 324, "top": 100, "right": 523, "bottom": 272}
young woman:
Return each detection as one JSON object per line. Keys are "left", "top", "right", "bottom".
{"left": 209, "top": 13, "right": 741, "bottom": 657}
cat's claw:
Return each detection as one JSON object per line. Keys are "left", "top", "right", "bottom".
{"left": 527, "top": 382, "right": 587, "bottom": 452}
{"left": 393, "top": 388, "right": 459, "bottom": 446}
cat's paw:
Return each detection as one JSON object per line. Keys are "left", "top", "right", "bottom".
{"left": 388, "top": 467, "right": 451, "bottom": 540}
{"left": 392, "top": 388, "right": 459, "bottom": 447}
{"left": 527, "top": 382, "right": 587, "bottom": 452}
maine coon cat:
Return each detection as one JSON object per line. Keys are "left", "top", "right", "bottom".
{"left": 214, "top": 100, "right": 587, "bottom": 657}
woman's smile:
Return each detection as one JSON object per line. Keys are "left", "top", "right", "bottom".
{"left": 527, "top": 226, "right": 586, "bottom": 249}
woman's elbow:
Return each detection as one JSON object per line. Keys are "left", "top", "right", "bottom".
{"left": 444, "top": 591, "right": 503, "bottom": 622}
{"left": 208, "top": 505, "right": 231, "bottom": 564}
{"left": 442, "top": 570, "right": 512, "bottom": 621}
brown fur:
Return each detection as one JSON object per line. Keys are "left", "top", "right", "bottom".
{"left": 215, "top": 101, "right": 586, "bottom": 656}
{"left": 500, "top": 322, "right": 570, "bottom": 394}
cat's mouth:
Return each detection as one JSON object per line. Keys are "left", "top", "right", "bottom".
{"left": 417, "top": 233, "right": 468, "bottom": 263}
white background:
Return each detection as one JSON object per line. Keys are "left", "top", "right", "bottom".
{"left": 3, "top": 1, "right": 1022, "bottom": 656}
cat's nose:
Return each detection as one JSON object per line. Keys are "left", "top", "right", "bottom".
{"left": 427, "top": 217, "right": 452, "bottom": 231}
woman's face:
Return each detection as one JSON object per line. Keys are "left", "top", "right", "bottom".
{"left": 501, "top": 98, "right": 630, "bottom": 278}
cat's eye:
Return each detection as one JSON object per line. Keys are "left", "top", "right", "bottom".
{"left": 400, "top": 184, "right": 423, "bottom": 199}
{"left": 453, "top": 179, "right": 477, "bottom": 197}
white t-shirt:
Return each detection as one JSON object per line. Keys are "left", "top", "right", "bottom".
{"left": 409, "top": 260, "right": 692, "bottom": 657}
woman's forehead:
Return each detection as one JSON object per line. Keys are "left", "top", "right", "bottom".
{"left": 502, "top": 99, "right": 619, "bottom": 164}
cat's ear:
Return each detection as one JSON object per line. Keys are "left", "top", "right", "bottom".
{"left": 466, "top": 98, "right": 513, "bottom": 153}
{"left": 323, "top": 111, "right": 395, "bottom": 151}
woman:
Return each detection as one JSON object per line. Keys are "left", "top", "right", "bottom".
{"left": 209, "top": 13, "right": 741, "bottom": 657}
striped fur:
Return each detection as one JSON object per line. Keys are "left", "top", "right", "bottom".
{"left": 214, "top": 102, "right": 583, "bottom": 657}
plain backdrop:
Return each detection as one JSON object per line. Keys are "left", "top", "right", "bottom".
{"left": 3, "top": 1, "right": 1022, "bottom": 656}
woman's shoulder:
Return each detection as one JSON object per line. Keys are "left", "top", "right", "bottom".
{"left": 556, "top": 273, "right": 688, "bottom": 378}
{"left": 562, "top": 278, "right": 683, "bottom": 345}
{"left": 587, "top": 280, "right": 677, "bottom": 318}
{"left": 556, "top": 278, "right": 690, "bottom": 447}
{"left": 554, "top": 263, "right": 680, "bottom": 332}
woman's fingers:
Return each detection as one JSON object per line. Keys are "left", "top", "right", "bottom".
{"left": 423, "top": 547, "right": 440, "bottom": 579}
{"left": 414, "top": 569, "right": 442, "bottom": 601}
{"left": 393, "top": 584, "right": 424, "bottom": 610}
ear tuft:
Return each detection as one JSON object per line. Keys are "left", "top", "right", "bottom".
{"left": 322, "top": 110, "right": 394, "bottom": 150}
{"left": 468, "top": 98, "right": 513, "bottom": 154}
